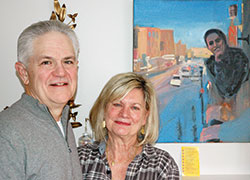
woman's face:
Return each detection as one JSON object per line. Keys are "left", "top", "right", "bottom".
{"left": 105, "top": 88, "right": 148, "bottom": 140}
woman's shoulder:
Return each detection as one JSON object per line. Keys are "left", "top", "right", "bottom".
{"left": 143, "top": 144, "right": 178, "bottom": 166}
{"left": 78, "top": 141, "right": 106, "bottom": 167}
{"left": 78, "top": 142, "right": 100, "bottom": 157}
{"left": 143, "top": 144, "right": 179, "bottom": 176}
{"left": 144, "top": 144, "right": 171, "bottom": 156}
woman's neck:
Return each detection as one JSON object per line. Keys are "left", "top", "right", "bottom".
{"left": 106, "top": 138, "right": 141, "bottom": 166}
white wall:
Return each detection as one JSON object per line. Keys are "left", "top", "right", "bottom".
{"left": 0, "top": 0, "right": 249, "bottom": 175}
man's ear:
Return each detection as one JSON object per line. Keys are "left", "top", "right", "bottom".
{"left": 15, "top": 62, "right": 29, "bottom": 85}
{"left": 76, "top": 60, "right": 79, "bottom": 70}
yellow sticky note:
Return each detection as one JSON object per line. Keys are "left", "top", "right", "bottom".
{"left": 181, "top": 146, "right": 200, "bottom": 176}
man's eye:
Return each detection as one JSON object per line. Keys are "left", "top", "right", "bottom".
{"left": 41, "top": 61, "right": 51, "bottom": 65}
{"left": 64, "top": 60, "right": 74, "bottom": 64}
{"left": 215, "top": 38, "right": 221, "bottom": 43}
{"left": 209, "top": 41, "right": 214, "bottom": 46}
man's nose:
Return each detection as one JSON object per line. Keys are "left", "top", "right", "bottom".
{"left": 53, "top": 63, "right": 66, "bottom": 76}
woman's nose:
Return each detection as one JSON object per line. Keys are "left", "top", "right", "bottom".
{"left": 120, "top": 106, "right": 130, "bottom": 117}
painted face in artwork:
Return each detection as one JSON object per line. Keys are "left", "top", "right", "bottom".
{"left": 229, "top": 5, "right": 237, "bottom": 18}
{"left": 16, "top": 31, "right": 78, "bottom": 109}
{"left": 105, "top": 88, "right": 148, "bottom": 140}
{"left": 206, "top": 32, "right": 226, "bottom": 61}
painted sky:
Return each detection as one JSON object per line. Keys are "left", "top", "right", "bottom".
{"left": 134, "top": 0, "right": 242, "bottom": 48}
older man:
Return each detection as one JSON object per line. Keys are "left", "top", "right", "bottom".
{"left": 0, "top": 20, "right": 82, "bottom": 179}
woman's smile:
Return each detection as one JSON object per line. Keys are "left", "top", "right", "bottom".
{"left": 114, "top": 120, "right": 131, "bottom": 126}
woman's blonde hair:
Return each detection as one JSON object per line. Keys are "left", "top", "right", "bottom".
{"left": 89, "top": 72, "right": 159, "bottom": 145}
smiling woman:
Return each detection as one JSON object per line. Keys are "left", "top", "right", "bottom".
{"left": 105, "top": 88, "right": 148, "bottom": 140}
{"left": 78, "top": 72, "right": 179, "bottom": 180}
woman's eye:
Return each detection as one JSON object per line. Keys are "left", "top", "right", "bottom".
{"left": 113, "top": 103, "right": 121, "bottom": 107}
{"left": 132, "top": 106, "right": 140, "bottom": 110}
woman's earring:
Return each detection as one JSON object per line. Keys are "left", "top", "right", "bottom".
{"left": 102, "top": 120, "right": 106, "bottom": 128}
{"left": 140, "top": 126, "right": 145, "bottom": 135}
{"left": 138, "top": 126, "right": 145, "bottom": 142}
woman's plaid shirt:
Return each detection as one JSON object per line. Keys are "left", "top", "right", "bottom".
{"left": 78, "top": 142, "right": 179, "bottom": 179}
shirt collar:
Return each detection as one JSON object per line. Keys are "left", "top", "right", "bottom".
{"left": 96, "top": 141, "right": 154, "bottom": 160}
{"left": 21, "top": 93, "right": 70, "bottom": 123}
{"left": 98, "top": 141, "right": 106, "bottom": 155}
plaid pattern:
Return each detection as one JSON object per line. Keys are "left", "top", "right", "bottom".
{"left": 78, "top": 142, "right": 179, "bottom": 179}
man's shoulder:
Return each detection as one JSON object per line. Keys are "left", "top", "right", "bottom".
{"left": 204, "top": 56, "right": 215, "bottom": 66}
{"left": 228, "top": 46, "right": 243, "bottom": 52}
{"left": 228, "top": 47, "right": 247, "bottom": 57}
{"left": 227, "top": 47, "right": 249, "bottom": 64}
{"left": 0, "top": 97, "right": 27, "bottom": 119}
{"left": 0, "top": 95, "right": 36, "bottom": 132}
{"left": 204, "top": 56, "right": 216, "bottom": 76}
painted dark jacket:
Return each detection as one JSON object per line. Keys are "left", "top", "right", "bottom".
{"left": 205, "top": 47, "right": 249, "bottom": 99}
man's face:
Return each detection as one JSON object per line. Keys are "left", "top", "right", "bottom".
{"left": 18, "top": 31, "right": 78, "bottom": 109}
{"left": 206, "top": 32, "right": 226, "bottom": 61}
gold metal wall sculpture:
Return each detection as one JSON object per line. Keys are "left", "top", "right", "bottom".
{"left": 50, "top": 0, "right": 81, "bottom": 128}
{"left": 50, "top": 0, "right": 78, "bottom": 30}
{"left": 68, "top": 100, "right": 82, "bottom": 128}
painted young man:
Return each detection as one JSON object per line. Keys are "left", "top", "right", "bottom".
{"left": 200, "top": 28, "right": 250, "bottom": 142}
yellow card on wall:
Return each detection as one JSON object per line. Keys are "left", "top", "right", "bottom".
{"left": 181, "top": 146, "right": 200, "bottom": 176}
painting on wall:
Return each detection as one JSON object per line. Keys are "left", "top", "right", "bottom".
{"left": 133, "top": 0, "right": 250, "bottom": 143}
